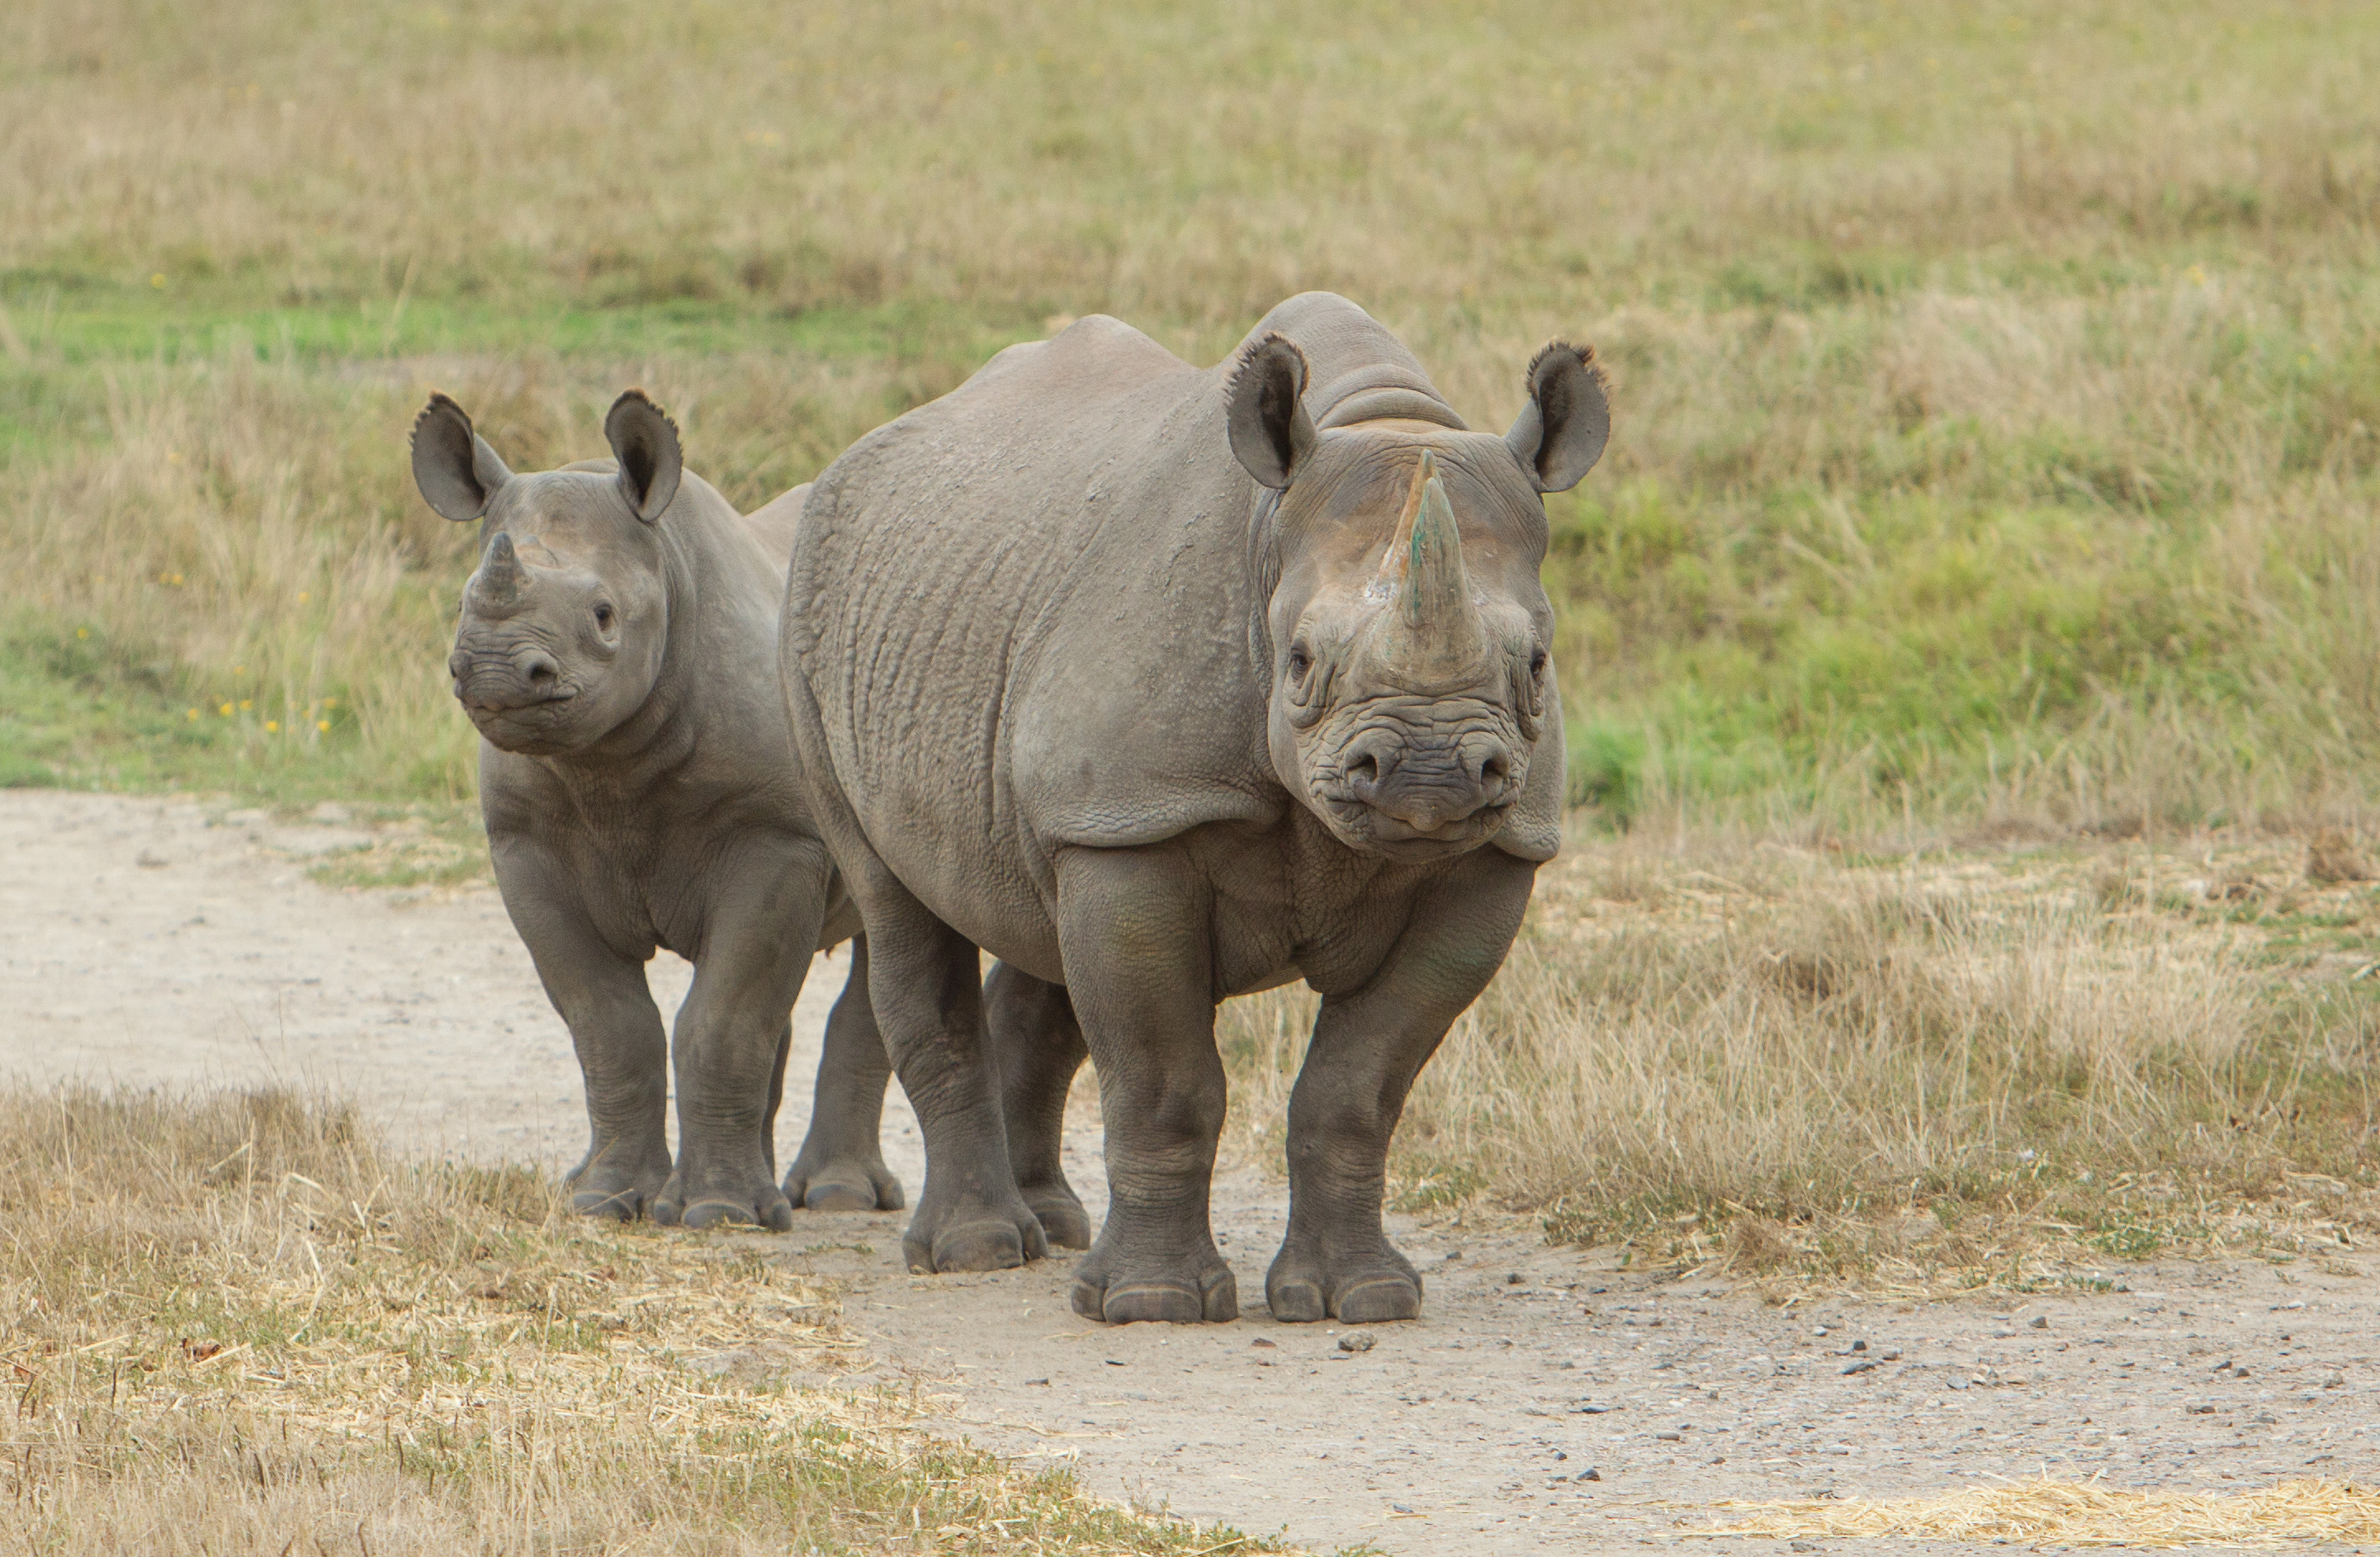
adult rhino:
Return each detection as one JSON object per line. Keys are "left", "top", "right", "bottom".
{"left": 782, "top": 292, "right": 1608, "bottom": 1322}
{"left": 410, "top": 390, "right": 906, "bottom": 1229}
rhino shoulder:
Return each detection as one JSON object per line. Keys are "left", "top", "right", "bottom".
{"left": 740, "top": 482, "right": 809, "bottom": 570}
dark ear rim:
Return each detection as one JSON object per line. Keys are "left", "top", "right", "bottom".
{"left": 409, "top": 391, "right": 513, "bottom": 523}
{"left": 603, "top": 389, "right": 684, "bottom": 523}
{"left": 1227, "top": 333, "right": 1318, "bottom": 491}
{"left": 1506, "top": 340, "right": 1611, "bottom": 494}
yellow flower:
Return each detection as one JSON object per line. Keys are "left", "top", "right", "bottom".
{"left": 75, "top": 627, "right": 88, "bottom": 640}
{"left": 219, "top": 703, "right": 234, "bottom": 717}
{"left": 172, "top": 573, "right": 185, "bottom": 586}
{"left": 239, "top": 699, "right": 252, "bottom": 712}
{"left": 323, "top": 697, "right": 338, "bottom": 708}
{"left": 316, "top": 720, "right": 331, "bottom": 733}
{"left": 297, "top": 591, "right": 310, "bottom": 603}
{"left": 265, "top": 720, "right": 280, "bottom": 733}
{"left": 187, "top": 708, "right": 200, "bottom": 722}
{"left": 234, "top": 665, "right": 245, "bottom": 675}
{"left": 149, "top": 272, "right": 167, "bottom": 289}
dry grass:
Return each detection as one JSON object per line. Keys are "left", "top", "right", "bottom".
{"left": 1686, "top": 1475, "right": 2380, "bottom": 1549}
{"left": 1219, "top": 827, "right": 2380, "bottom": 1285}
{"left": 0, "top": 1086, "right": 1279, "bottom": 1555}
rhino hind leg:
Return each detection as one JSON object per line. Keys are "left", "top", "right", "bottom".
{"left": 985, "top": 961, "right": 1092, "bottom": 1249}
{"left": 855, "top": 882, "right": 1048, "bottom": 1274}
{"left": 782, "top": 939, "right": 906, "bottom": 1213}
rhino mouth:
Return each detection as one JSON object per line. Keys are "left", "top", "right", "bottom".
{"left": 454, "top": 675, "right": 581, "bottom": 753}
{"left": 1313, "top": 788, "right": 1512, "bottom": 859}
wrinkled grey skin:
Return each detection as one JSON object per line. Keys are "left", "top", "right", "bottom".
{"left": 411, "top": 390, "right": 903, "bottom": 1229}
{"left": 783, "top": 293, "right": 1608, "bottom": 1319}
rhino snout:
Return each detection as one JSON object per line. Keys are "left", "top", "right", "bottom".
{"left": 1335, "top": 726, "right": 1516, "bottom": 835}
{"left": 450, "top": 645, "right": 573, "bottom": 713}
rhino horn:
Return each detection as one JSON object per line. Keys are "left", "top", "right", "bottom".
{"left": 1372, "top": 452, "right": 1483, "bottom": 678}
{"left": 473, "top": 530, "right": 527, "bottom": 610}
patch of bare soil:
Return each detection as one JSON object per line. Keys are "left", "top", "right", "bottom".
{"left": 5, "top": 791, "right": 2375, "bottom": 1555}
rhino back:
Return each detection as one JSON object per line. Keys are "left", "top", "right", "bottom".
{"left": 788, "top": 316, "right": 1282, "bottom": 937}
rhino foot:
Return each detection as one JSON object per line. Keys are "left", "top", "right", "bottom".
{"left": 563, "top": 1142, "right": 672, "bottom": 1222}
{"left": 1023, "top": 1181, "right": 1093, "bottom": 1249}
{"left": 1265, "top": 1243, "right": 1424, "bottom": 1324}
{"left": 1069, "top": 1241, "right": 1237, "bottom": 1324}
{"left": 651, "top": 1167, "right": 796, "bottom": 1233}
{"left": 783, "top": 1152, "right": 905, "bottom": 1214}
{"left": 900, "top": 1191, "right": 1049, "bottom": 1275}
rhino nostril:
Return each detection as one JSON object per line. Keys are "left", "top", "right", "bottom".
{"left": 1347, "top": 754, "right": 1380, "bottom": 789}
{"left": 524, "top": 655, "right": 559, "bottom": 687}
{"left": 447, "top": 651, "right": 470, "bottom": 684}
{"left": 1479, "top": 750, "right": 1512, "bottom": 789}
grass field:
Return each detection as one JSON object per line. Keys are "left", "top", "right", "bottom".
{"left": 4, "top": 0, "right": 2379, "bottom": 1414}
{"left": 8, "top": 0, "right": 2380, "bottom": 826}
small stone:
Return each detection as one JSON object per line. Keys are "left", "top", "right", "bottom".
{"left": 1880, "top": 1347, "right": 1903, "bottom": 1361}
{"left": 1104, "top": 1358, "right": 1125, "bottom": 1367}
{"left": 2324, "top": 1375, "right": 2346, "bottom": 1389}
{"left": 1578, "top": 1467, "right": 1602, "bottom": 1481}
{"left": 2188, "top": 1403, "right": 2217, "bottom": 1415}
{"left": 1250, "top": 1337, "right": 1275, "bottom": 1348}
{"left": 1338, "top": 1332, "right": 1376, "bottom": 1353}
{"left": 1507, "top": 1272, "right": 1526, "bottom": 1285}
{"left": 1656, "top": 1431, "right": 1683, "bottom": 1441}
{"left": 136, "top": 849, "right": 170, "bottom": 868}
{"left": 2029, "top": 1315, "right": 2050, "bottom": 1329}
{"left": 1842, "top": 1360, "right": 1880, "bottom": 1375}
{"left": 1850, "top": 1339, "right": 1868, "bottom": 1352}
{"left": 1024, "top": 1377, "right": 1050, "bottom": 1386}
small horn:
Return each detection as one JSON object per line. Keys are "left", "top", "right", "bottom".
{"left": 1370, "top": 452, "right": 1483, "bottom": 679}
{"left": 473, "top": 531, "right": 525, "bottom": 608}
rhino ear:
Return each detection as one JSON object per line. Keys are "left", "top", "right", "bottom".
{"left": 1505, "top": 341, "right": 1611, "bottom": 494}
{"left": 604, "top": 389, "right": 683, "bottom": 523}
{"left": 410, "top": 392, "right": 513, "bottom": 523}
{"left": 1227, "top": 333, "right": 1317, "bottom": 491}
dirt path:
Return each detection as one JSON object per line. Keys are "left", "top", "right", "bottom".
{"left": 6, "top": 790, "right": 2376, "bottom": 1554}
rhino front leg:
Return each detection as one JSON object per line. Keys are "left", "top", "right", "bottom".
{"left": 985, "top": 961, "right": 1093, "bottom": 1249}
{"left": 1266, "top": 850, "right": 1535, "bottom": 1323}
{"left": 1055, "top": 845, "right": 1236, "bottom": 1324}
{"left": 651, "top": 840, "right": 829, "bottom": 1233}
{"left": 494, "top": 845, "right": 673, "bottom": 1220}
{"left": 783, "top": 937, "right": 906, "bottom": 1213}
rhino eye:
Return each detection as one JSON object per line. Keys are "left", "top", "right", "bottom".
{"left": 1529, "top": 648, "right": 1549, "bottom": 680}
{"left": 594, "top": 603, "right": 615, "bottom": 632}
{"left": 1285, "top": 642, "right": 1313, "bottom": 683}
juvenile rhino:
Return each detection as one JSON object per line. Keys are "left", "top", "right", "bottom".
{"left": 411, "top": 390, "right": 903, "bottom": 1228}
{"left": 782, "top": 292, "right": 1607, "bottom": 1320}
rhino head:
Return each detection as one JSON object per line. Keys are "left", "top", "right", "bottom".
{"left": 1228, "top": 334, "right": 1608, "bottom": 860}
{"left": 410, "top": 390, "right": 684, "bottom": 758}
